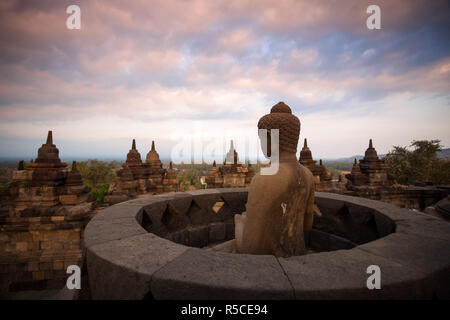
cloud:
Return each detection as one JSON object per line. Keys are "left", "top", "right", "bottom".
{"left": 0, "top": 0, "right": 449, "bottom": 159}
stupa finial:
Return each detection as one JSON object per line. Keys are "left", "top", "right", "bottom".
{"left": 304, "top": 138, "right": 308, "bottom": 148}
{"left": 151, "top": 140, "right": 155, "bottom": 151}
{"left": 369, "top": 139, "right": 373, "bottom": 149}
{"left": 132, "top": 139, "right": 136, "bottom": 150}
{"left": 46, "top": 131, "right": 53, "bottom": 145}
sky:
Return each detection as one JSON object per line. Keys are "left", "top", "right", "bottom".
{"left": 0, "top": 0, "right": 449, "bottom": 162}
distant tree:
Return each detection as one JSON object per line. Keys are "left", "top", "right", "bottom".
{"left": 76, "top": 159, "right": 118, "bottom": 204}
{"left": 76, "top": 159, "right": 117, "bottom": 188}
{"left": 177, "top": 168, "right": 202, "bottom": 190}
{"left": 323, "top": 161, "right": 354, "bottom": 172}
{"left": 384, "top": 140, "right": 450, "bottom": 185}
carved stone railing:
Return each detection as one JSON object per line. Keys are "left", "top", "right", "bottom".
{"left": 84, "top": 189, "right": 450, "bottom": 299}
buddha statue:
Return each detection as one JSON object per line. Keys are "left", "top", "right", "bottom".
{"left": 213, "top": 102, "right": 316, "bottom": 257}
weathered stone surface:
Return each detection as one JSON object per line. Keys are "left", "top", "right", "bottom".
{"left": 150, "top": 248, "right": 294, "bottom": 299}
{"left": 84, "top": 190, "right": 450, "bottom": 299}
{"left": 83, "top": 217, "right": 146, "bottom": 248}
{"left": 166, "top": 193, "right": 193, "bottom": 216}
{"left": 87, "top": 233, "right": 188, "bottom": 299}
{"left": 107, "top": 140, "right": 179, "bottom": 202}
{"left": 205, "top": 142, "right": 254, "bottom": 189}
{"left": 394, "top": 213, "right": 450, "bottom": 241}
{"left": 187, "top": 225, "right": 209, "bottom": 247}
{"left": 357, "top": 232, "right": 450, "bottom": 298}
{"left": 346, "top": 139, "right": 395, "bottom": 188}
{"left": 103, "top": 195, "right": 130, "bottom": 205}
{"left": 220, "top": 189, "right": 248, "bottom": 216}
{"left": 91, "top": 203, "right": 143, "bottom": 221}
{"left": 344, "top": 140, "right": 446, "bottom": 210}
{"left": 0, "top": 131, "right": 94, "bottom": 292}
{"left": 279, "top": 248, "right": 430, "bottom": 299}
{"left": 208, "top": 222, "right": 226, "bottom": 243}
{"left": 299, "top": 139, "right": 333, "bottom": 191}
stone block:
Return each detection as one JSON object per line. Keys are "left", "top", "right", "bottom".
{"left": 59, "top": 195, "right": 79, "bottom": 205}
{"left": 309, "top": 229, "right": 330, "bottom": 251}
{"left": 278, "top": 248, "right": 429, "bottom": 299}
{"left": 225, "top": 221, "right": 235, "bottom": 240}
{"left": 32, "top": 271, "right": 45, "bottom": 281}
{"left": 15, "top": 242, "right": 28, "bottom": 252}
{"left": 40, "top": 241, "right": 51, "bottom": 250}
{"left": 39, "top": 262, "right": 52, "bottom": 271}
{"left": 168, "top": 230, "right": 189, "bottom": 245}
{"left": 151, "top": 248, "right": 294, "bottom": 300}
{"left": 358, "top": 232, "right": 450, "bottom": 299}
{"left": 27, "top": 262, "right": 39, "bottom": 272}
{"left": 53, "top": 260, "right": 65, "bottom": 271}
{"left": 188, "top": 225, "right": 209, "bottom": 248}
{"left": 104, "top": 195, "right": 131, "bottom": 205}
{"left": 51, "top": 216, "right": 65, "bottom": 222}
{"left": 87, "top": 233, "right": 188, "bottom": 299}
{"left": 209, "top": 222, "right": 226, "bottom": 243}
{"left": 220, "top": 190, "right": 248, "bottom": 216}
{"left": 84, "top": 217, "right": 147, "bottom": 248}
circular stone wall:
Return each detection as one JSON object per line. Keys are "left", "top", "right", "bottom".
{"left": 84, "top": 189, "right": 450, "bottom": 299}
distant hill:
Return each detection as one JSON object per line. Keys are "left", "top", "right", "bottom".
{"left": 326, "top": 148, "right": 450, "bottom": 163}
{"left": 328, "top": 155, "right": 364, "bottom": 163}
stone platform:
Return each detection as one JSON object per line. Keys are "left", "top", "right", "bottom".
{"left": 84, "top": 189, "right": 450, "bottom": 299}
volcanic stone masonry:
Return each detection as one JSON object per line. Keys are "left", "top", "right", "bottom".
{"left": 345, "top": 139, "right": 447, "bottom": 210}
{"left": 0, "top": 131, "right": 94, "bottom": 292}
{"left": 105, "top": 139, "right": 179, "bottom": 204}
{"left": 205, "top": 140, "right": 255, "bottom": 188}
{"left": 298, "top": 138, "right": 333, "bottom": 192}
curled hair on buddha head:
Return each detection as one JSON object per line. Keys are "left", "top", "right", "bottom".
{"left": 257, "top": 102, "right": 301, "bottom": 153}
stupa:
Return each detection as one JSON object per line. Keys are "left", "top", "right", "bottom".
{"left": 0, "top": 131, "right": 93, "bottom": 292}
{"left": 343, "top": 139, "right": 444, "bottom": 210}
{"left": 205, "top": 141, "right": 255, "bottom": 189}
{"left": 1, "top": 131, "right": 91, "bottom": 209}
{"left": 346, "top": 139, "right": 395, "bottom": 187}
{"left": 205, "top": 161, "right": 223, "bottom": 188}
{"left": 298, "top": 139, "right": 332, "bottom": 191}
{"left": 106, "top": 139, "right": 179, "bottom": 203}
{"left": 162, "top": 162, "right": 180, "bottom": 193}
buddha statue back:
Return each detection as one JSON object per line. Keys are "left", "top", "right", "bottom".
{"left": 213, "top": 102, "right": 315, "bottom": 257}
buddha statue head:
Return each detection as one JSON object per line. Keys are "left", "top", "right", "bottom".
{"left": 257, "top": 102, "right": 300, "bottom": 158}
